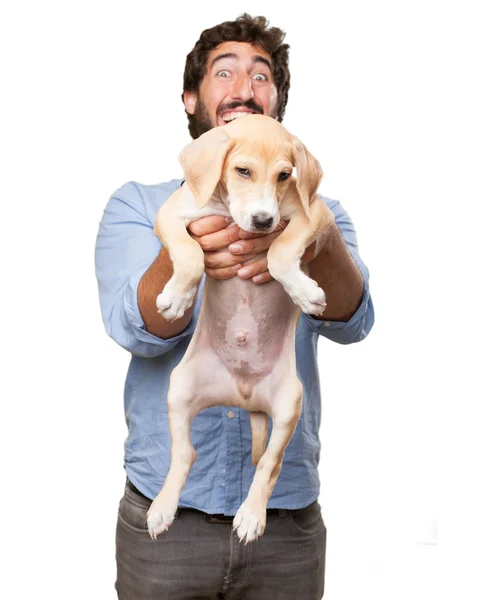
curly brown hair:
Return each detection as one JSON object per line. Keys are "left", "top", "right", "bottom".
{"left": 182, "top": 13, "right": 291, "bottom": 139}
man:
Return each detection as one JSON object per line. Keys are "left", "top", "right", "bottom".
{"left": 95, "top": 13, "right": 374, "bottom": 600}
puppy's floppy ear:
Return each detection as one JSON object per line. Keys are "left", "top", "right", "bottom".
{"left": 179, "top": 128, "right": 234, "bottom": 209}
{"left": 290, "top": 135, "right": 323, "bottom": 219}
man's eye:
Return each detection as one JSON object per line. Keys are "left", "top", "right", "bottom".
{"left": 236, "top": 167, "right": 250, "bottom": 177}
{"left": 217, "top": 70, "right": 231, "bottom": 77}
{"left": 278, "top": 172, "right": 290, "bottom": 182}
{"left": 253, "top": 74, "right": 268, "bottom": 81}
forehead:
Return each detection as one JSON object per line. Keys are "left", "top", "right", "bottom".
{"left": 223, "top": 115, "right": 293, "bottom": 162}
{"left": 228, "top": 138, "right": 294, "bottom": 166}
{"left": 229, "top": 147, "right": 294, "bottom": 169}
{"left": 206, "top": 41, "right": 273, "bottom": 71}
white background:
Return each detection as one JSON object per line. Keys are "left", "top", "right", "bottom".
{"left": 2, "top": 1, "right": 478, "bottom": 598}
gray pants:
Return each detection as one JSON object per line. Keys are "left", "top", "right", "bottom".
{"left": 116, "top": 481, "right": 327, "bottom": 599}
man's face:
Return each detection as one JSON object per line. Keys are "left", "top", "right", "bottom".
{"left": 184, "top": 41, "right": 279, "bottom": 137}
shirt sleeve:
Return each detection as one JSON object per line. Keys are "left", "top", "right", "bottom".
{"left": 94, "top": 181, "right": 196, "bottom": 357}
{"left": 301, "top": 197, "right": 375, "bottom": 344}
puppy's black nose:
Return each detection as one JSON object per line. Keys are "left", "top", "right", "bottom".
{"left": 252, "top": 213, "right": 274, "bottom": 230}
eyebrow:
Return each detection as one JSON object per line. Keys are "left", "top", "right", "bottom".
{"left": 210, "top": 53, "right": 273, "bottom": 74}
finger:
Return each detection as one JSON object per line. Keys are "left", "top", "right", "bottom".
{"left": 203, "top": 251, "right": 257, "bottom": 269}
{"left": 237, "top": 254, "right": 269, "bottom": 280}
{"left": 188, "top": 215, "right": 233, "bottom": 237}
{"left": 228, "top": 230, "right": 282, "bottom": 255}
{"left": 205, "top": 264, "right": 243, "bottom": 280}
{"left": 192, "top": 225, "right": 242, "bottom": 252}
{"left": 252, "top": 272, "right": 274, "bottom": 284}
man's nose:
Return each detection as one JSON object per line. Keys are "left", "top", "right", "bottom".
{"left": 231, "top": 73, "right": 254, "bottom": 102}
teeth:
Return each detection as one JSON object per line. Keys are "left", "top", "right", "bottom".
{"left": 223, "top": 112, "right": 252, "bottom": 122}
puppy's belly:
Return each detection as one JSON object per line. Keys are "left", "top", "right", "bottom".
{"left": 198, "top": 276, "right": 300, "bottom": 398}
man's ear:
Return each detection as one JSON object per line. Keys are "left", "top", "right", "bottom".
{"left": 183, "top": 91, "right": 197, "bottom": 115}
{"left": 289, "top": 135, "right": 323, "bottom": 219}
{"left": 179, "top": 127, "right": 234, "bottom": 209}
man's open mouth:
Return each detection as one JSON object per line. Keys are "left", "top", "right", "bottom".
{"left": 218, "top": 110, "right": 260, "bottom": 126}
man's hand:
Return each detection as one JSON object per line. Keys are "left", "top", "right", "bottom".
{"left": 187, "top": 216, "right": 319, "bottom": 284}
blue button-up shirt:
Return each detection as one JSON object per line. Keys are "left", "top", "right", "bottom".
{"left": 95, "top": 179, "right": 374, "bottom": 514}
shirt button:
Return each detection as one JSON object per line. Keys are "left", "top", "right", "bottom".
{"left": 324, "top": 322, "right": 331, "bottom": 327}
{"left": 227, "top": 410, "right": 235, "bottom": 419}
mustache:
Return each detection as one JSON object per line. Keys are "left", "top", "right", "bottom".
{"left": 218, "top": 100, "right": 263, "bottom": 114}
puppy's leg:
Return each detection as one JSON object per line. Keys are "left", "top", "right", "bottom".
{"left": 147, "top": 349, "right": 238, "bottom": 539}
{"left": 154, "top": 190, "right": 205, "bottom": 322}
{"left": 146, "top": 367, "right": 198, "bottom": 539}
{"left": 233, "top": 379, "right": 303, "bottom": 544}
{"left": 268, "top": 200, "right": 334, "bottom": 316}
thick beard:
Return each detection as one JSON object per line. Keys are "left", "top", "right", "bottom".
{"left": 191, "top": 98, "right": 215, "bottom": 139}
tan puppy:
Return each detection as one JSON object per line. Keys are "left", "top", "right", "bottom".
{"left": 147, "top": 114, "right": 334, "bottom": 543}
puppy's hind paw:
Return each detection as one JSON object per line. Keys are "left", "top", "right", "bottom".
{"left": 233, "top": 502, "right": 266, "bottom": 544}
{"left": 146, "top": 501, "right": 177, "bottom": 540}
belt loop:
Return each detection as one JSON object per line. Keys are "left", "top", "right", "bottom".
{"left": 278, "top": 508, "right": 288, "bottom": 518}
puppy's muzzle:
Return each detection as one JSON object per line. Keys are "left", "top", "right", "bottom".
{"left": 251, "top": 212, "right": 274, "bottom": 230}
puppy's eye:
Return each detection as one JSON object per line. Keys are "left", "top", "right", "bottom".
{"left": 236, "top": 167, "right": 250, "bottom": 177}
{"left": 278, "top": 172, "right": 290, "bottom": 182}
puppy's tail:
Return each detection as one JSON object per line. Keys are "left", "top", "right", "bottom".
{"left": 250, "top": 411, "right": 269, "bottom": 465}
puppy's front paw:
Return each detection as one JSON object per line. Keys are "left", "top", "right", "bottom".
{"left": 233, "top": 502, "right": 266, "bottom": 544}
{"left": 156, "top": 282, "right": 197, "bottom": 322}
{"left": 289, "top": 279, "right": 327, "bottom": 316}
{"left": 146, "top": 496, "right": 178, "bottom": 540}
